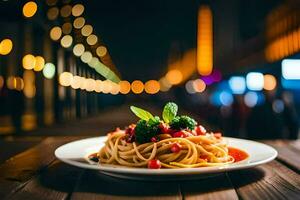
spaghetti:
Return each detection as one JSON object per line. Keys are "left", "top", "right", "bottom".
{"left": 97, "top": 130, "right": 235, "bottom": 169}
{"left": 91, "top": 102, "right": 246, "bottom": 169}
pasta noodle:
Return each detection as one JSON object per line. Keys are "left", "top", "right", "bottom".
{"left": 97, "top": 130, "right": 235, "bottom": 169}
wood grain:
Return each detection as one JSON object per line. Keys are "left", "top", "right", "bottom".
{"left": 181, "top": 173, "right": 239, "bottom": 200}
{"left": 0, "top": 140, "right": 39, "bottom": 164}
{"left": 70, "top": 170, "right": 182, "bottom": 200}
{"left": 264, "top": 140, "right": 300, "bottom": 171}
{"left": 7, "top": 161, "right": 82, "bottom": 200}
{"left": 228, "top": 160, "right": 300, "bottom": 200}
{"left": 0, "top": 137, "right": 83, "bottom": 199}
{"left": 0, "top": 137, "right": 300, "bottom": 200}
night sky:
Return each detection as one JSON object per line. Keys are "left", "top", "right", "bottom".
{"left": 86, "top": 0, "right": 198, "bottom": 81}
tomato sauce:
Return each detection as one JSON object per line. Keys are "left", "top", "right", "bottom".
{"left": 228, "top": 147, "right": 249, "bottom": 162}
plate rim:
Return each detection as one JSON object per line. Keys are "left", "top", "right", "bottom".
{"left": 55, "top": 136, "right": 278, "bottom": 175}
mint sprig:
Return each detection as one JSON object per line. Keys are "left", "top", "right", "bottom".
{"left": 162, "top": 102, "right": 178, "bottom": 123}
{"left": 130, "top": 106, "right": 154, "bottom": 121}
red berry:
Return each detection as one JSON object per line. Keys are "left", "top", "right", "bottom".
{"left": 170, "top": 143, "right": 181, "bottom": 153}
{"left": 172, "top": 131, "right": 187, "bottom": 138}
{"left": 196, "top": 125, "right": 206, "bottom": 135}
{"left": 159, "top": 123, "right": 169, "bottom": 134}
{"left": 148, "top": 159, "right": 161, "bottom": 169}
{"left": 150, "top": 137, "right": 157, "bottom": 142}
{"left": 214, "top": 133, "right": 222, "bottom": 139}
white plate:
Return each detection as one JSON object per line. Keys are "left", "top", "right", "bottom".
{"left": 55, "top": 136, "right": 277, "bottom": 180}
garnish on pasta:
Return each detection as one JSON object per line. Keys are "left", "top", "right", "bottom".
{"left": 90, "top": 102, "right": 248, "bottom": 169}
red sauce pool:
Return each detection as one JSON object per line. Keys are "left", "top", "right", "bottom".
{"left": 228, "top": 147, "right": 249, "bottom": 162}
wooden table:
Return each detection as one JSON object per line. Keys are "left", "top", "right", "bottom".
{"left": 0, "top": 137, "right": 300, "bottom": 200}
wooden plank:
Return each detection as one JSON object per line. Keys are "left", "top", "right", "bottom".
{"left": 289, "top": 139, "right": 300, "bottom": 152}
{"left": 0, "top": 136, "right": 83, "bottom": 199}
{"left": 0, "top": 140, "right": 39, "bottom": 164}
{"left": 264, "top": 140, "right": 300, "bottom": 171}
{"left": 228, "top": 160, "right": 300, "bottom": 200}
{"left": 181, "top": 173, "right": 239, "bottom": 200}
{"left": 6, "top": 160, "right": 83, "bottom": 200}
{"left": 70, "top": 170, "right": 182, "bottom": 200}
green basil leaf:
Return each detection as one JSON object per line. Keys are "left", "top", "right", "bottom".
{"left": 130, "top": 106, "right": 154, "bottom": 121}
{"left": 162, "top": 102, "right": 178, "bottom": 123}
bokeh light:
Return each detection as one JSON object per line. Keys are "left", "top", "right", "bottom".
{"left": 7, "top": 76, "right": 24, "bottom": 91}
{"left": 22, "top": 54, "right": 36, "bottom": 70}
{"left": 102, "top": 80, "right": 113, "bottom": 94}
{"left": 94, "top": 80, "right": 103, "bottom": 93}
{"left": 88, "top": 57, "right": 99, "bottom": 68}
{"left": 246, "top": 72, "right": 264, "bottom": 91}
{"left": 185, "top": 80, "right": 196, "bottom": 94}
{"left": 73, "top": 17, "right": 85, "bottom": 29}
{"left": 73, "top": 44, "right": 85, "bottom": 57}
{"left": 81, "top": 25, "right": 93, "bottom": 37}
{"left": 50, "top": 26, "right": 62, "bottom": 41}
{"left": 145, "top": 80, "right": 160, "bottom": 94}
{"left": 159, "top": 77, "right": 172, "bottom": 92}
{"left": 119, "top": 80, "right": 131, "bottom": 94}
{"left": 131, "top": 80, "right": 144, "bottom": 94}
{"left": 80, "top": 51, "right": 92, "bottom": 63}
{"left": 281, "top": 59, "right": 300, "bottom": 80}
{"left": 229, "top": 76, "right": 246, "bottom": 94}
{"left": 0, "top": 39, "right": 13, "bottom": 55}
{"left": 166, "top": 69, "right": 183, "bottom": 85}
{"left": 87, "top": 34, "right": 98, "bottom": 46}
{"left": 43, "top": 63, "right": 56, "bottom": 79}
{"left": 96, "top": 46, "right": 107, "bottom": 57}
{"left": 272, "top": 99, "right": 284, "bottom": 113}
{"left": 60, "top": 5, "right": 72, "bottom": 18}
{"left": 46, "top": 0, "right": 57, "bottom": 6}
{"left": 34, "top": 56, "right": 45, "bottom": 71}
{"left": 197, "top": 6, "right": 213, "bottom": 76}
{"left": 59, "top": 72, "right": 73, "bottom": 86}
{"left": 62, "top": 22, "right": 72, "bottom": 34}
{"left": 193, "top": 79, "right": 206, "bottom": 93}
{"left": 60, "top": 35, "right": 73, "bottom": 48}
{"left": 85, "top": 78, "right": 96, "bottom": 92}
{"left": 219, "top": 91, "right": 233, "bottom": 106}
{"left": 79, "top": 78, "right": 87, "bottom": 90}
{"left": 244, "top": 91, "right": 258, "bottom": 107}
{"left": 71, "top": 76, "right": 83, "bottom": 89}
{"left": 23, "top": 70, "right": 36, "bottom": 98}
{"left": 264, "top": 74, "right": 277, "bottom": 91}
{"left": 47, "top": 7, "right": 59, "bottom": 20}
{"left": 110, "top": 82, "right": 120, "bottom": 95}
{"left": 72, "top": 4, "right": 84, "bottom": 17}
{"left": 23, "top": 1, "right": 37, "bottom": 18}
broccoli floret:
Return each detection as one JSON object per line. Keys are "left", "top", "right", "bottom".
{"left": 134, "top": 116, "right": 161, "bottom": 143}
{"left": 170, "top": 115, "right": 197, "bottom": 130}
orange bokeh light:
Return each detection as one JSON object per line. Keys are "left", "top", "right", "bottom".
{"left": 119, "top": 80, "right": 131, "bottom": 94}
{"left": 131, "top": 80, "right": 144, "bottom": 94}
{"left": 193, "top": 79, "right": 206, "bottom": 93}
{"left": 264, "top": 74, "right": 277, "bottom": 91}
{"left": 145, "top": 80, "right": 160, "bottom": 94}
{"left": 165, "top": 69, "right": 183, "bottom": 85}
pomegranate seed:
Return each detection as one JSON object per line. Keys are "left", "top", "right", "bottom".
{"left": 214, "top": 133, "right": 222, "bottom": 139}
{"left": 195, "top": 125, "right": 206, "bottom": 135}
{"left": 159, "top": 123, "right": 169, "bottom": 134}
{"left": 148, "top": 159, "right": 161, "bottom": 169}
{"left": 172, "top": 131, "right": 187, "bottom": 138}
{"left": 170, "top": 143, "right": 181, "bottom": 153}
{"left": 150, "top": 137, "right": 157, "bottom": 142}
{"left": 196, "top": 125, "right": 206, "bottom": 135}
